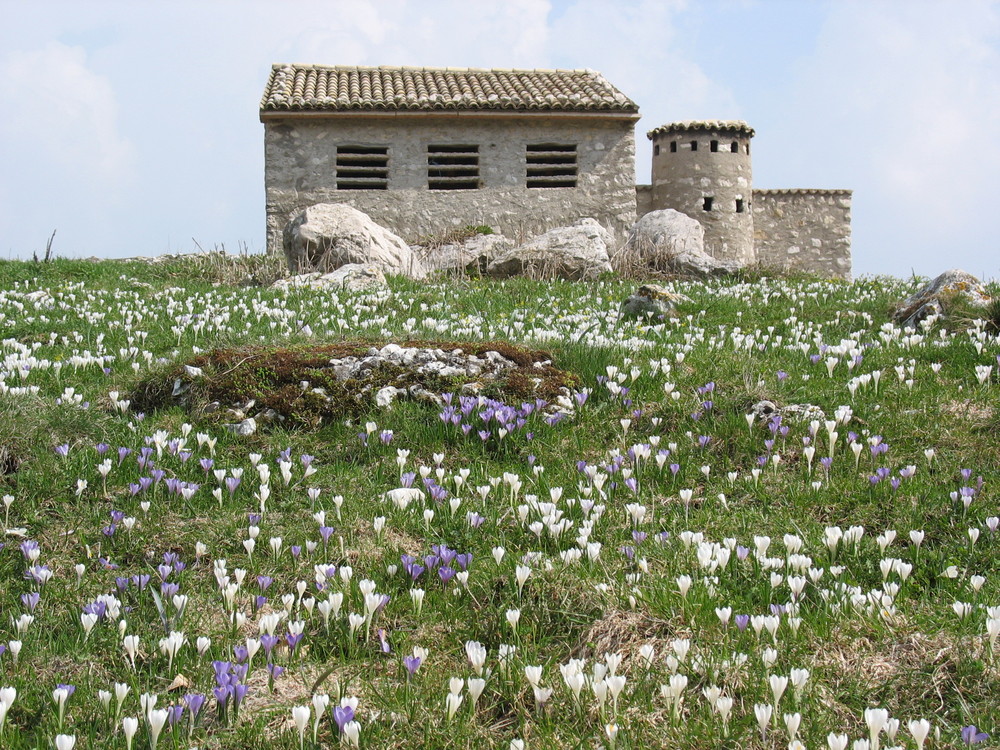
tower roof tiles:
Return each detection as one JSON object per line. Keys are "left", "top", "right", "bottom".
{"left": 647, "top": 120, "right": 755, "bottom": 140}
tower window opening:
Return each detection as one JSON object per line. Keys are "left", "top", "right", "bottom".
{"left": 654, "top": 144, "right": 660, "bottom": 156}
{"left": 710, "top": 140, "right": 719, "bottom": 152}
{"left": 735, "top": 198, "right": 745, "bottom": 213}
{"left": 670, "top": 141, "right": 677, "bottom": 153}
{"left": 690, "top": 140, "right": 698, "bottom": 152}
{"left": 746, "top": 143, "right": 751, "bottom": 155}
{"left": 730, "top": 141, "right": 739, "bottom": 153}
{"left": 703, "top": 196, "right": 714, "bottom": 211}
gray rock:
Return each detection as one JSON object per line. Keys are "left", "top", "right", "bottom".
{"left": 283, "top": 203, "right": 425, "bottom": 278}
{"left": 416, "top": 233, "right": 513, "bottom": 275}
{"left": 751, "top": 400, "right": 778, "bottom": 420}
{"left": 375, "top": 386, "right": 403, "bottom": 408}
{"left": 893, "top": 269, "right": 992, "bottom": 329}
{"left": 619, "top": 284, "right": 689, "bottom": 322}
{"left": 781, "top": 403, "right": 825, "bottom": 423}
{"left": 624, "top": 209, "right": 740, "bottom": 276}
{"left": 271, "top": 264, "right": 388, "bottom": 293}
{"left": 487, "top": 219, "right": 613, "bottom": 280}
{"left": 225, "top": 418, "right": 257, "bottom": 436}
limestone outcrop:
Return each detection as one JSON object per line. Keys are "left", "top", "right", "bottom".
{"left": 271, "top": 264, "right": 388, "bottom": 293}
{"left": 283, "top": 204, "right": 425, "bottom": 278}
{"left": 487, "top": 219, "right": 613, "bottom": 280}
{"left": 893, "top": 270, "right": 992, "bottom": 329}
{"left": 623, "top": 209, "right": 739, "bottom": 276}
{"left": 415, "top": 233, "right": 513, "bottom": 275}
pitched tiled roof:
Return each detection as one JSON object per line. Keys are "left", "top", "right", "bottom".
{"left": 260, "top": 65, "right": 639, "bottom": 115}
{"left": 647, "top": 120, "right": 755, "bottom": 139}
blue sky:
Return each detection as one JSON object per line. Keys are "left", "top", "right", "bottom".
{"left": 1, "top": 0, "right": 998, "bottom": 278}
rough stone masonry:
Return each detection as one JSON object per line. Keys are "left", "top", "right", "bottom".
{"left": 260, "top": 65, "right": 852, "bottom": 279}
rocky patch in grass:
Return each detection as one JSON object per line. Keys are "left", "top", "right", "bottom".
{"left": 130, "top": 340, "right": 581, "bottom": 430}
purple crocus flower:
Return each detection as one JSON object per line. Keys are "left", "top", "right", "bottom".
{"left": 184, "top": 693, "right": 206, "bottom": 719}
{"left": 734, "top": 614, "right": 750, "bottom": 631}
{"left": 232, "top": 684, "right": 249, "bottom": 707}
{"left": 333, "top": 705, "right": 355, "bottom": 733}
{"left": 54, "top": 444, "right": 70, "bottom": 457}
{"left": 403, "top": 655, "right": 421, "bottom": 676}
{"left": 962, "top": 726, "right": 989, "bottom": 745}
{"left": 167, "top": 704, "right": 185, "bottom": 726}
{"left": 260, "top": 634, "right": 279, "bottom": 657}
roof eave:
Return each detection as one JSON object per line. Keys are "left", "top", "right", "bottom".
{"left": 260, "top": 109, "right": 641, "bottom": 123}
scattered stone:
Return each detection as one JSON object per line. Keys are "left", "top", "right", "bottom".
{"left": 781, "top": 403, "right": 825, "bottom": 423}
{"left": 750, "top": 400, "right": 778, "bottom": 419}
{"left": 282, "top": 203, "right": 425, "bottom": 278}
{"left": 225, "top": 418, "right": 257, "bottom": 436}
{"left": 271, "top": 264, "right": 388, "bottom": 293}
{"left": 375, "top": 386, "right": 403, "bottom": 408}
{"left": 487, "top": 218, "right": 613, "bottom": 280}
{"left": 619, "top": 284, "right": 690, "bottom": 321}
{"left": 415, "top": 233, "right": 513, "bottom": 275}
{"left": 893, "top": 269, "right": 992, "bottom": 329}
{"left": 751, "top": 400, "right": 825, "bottom": 424}
{"left": 624, "top": 209, "right": 740, "bottom": 276}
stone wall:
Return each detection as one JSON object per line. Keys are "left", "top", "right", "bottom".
{"left": 635, "top": 184, "right": 653, "bottom": 218}
{"left": 263, "top": 115, "right": 637, "bottom": 252}
{"left": 752, "top": 189, "right": 853, "bottom": 280}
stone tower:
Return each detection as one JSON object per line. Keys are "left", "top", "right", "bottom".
{"left": 647, "top": 120, "right": 756, "bottom": 265}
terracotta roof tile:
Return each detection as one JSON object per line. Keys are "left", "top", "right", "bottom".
{"left": 260, "top": 65, "right": 639, "bottom": 115}
{"left": 647, "top": 120, "right": 755, "bottom": 139}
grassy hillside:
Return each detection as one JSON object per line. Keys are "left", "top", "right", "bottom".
{"left": 0, "top": 257, "right": 997, "bottom": 749}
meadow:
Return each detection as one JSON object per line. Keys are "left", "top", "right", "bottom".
{"left": 0, "top": 256, "right": 997, "bottom": 749}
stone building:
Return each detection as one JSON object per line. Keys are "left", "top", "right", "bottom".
{"left": 259, "top": 65, "right": 640, "bottom": 252}
{"left": 260, "top": 65, "right": 852, "bottom": 279}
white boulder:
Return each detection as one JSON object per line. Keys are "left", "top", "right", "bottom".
{"left": 283, "top": 203, "right": 424, "bottom": 278}
{"left": 624, "top": 209, "right": 739, "bottom": 276}
{"left": 487, "top": 219, "right": 613, "bottom": 280}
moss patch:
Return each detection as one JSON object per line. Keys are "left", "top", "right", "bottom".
{"left": 130, "top": 339, "right": 580, "bottom": 428}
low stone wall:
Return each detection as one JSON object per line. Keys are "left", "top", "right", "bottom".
{"left": 266, "top": 185, "right": 637, "bottom": 251}
{"left": 752, "top": 189, "right": 852, "bottom": 280}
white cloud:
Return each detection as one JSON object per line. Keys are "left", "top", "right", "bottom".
{"left": 0, "top": 41, "right": 135, "bottom": 255}
{"left": 0, "top": 41, "right": 134, "bottom": 184}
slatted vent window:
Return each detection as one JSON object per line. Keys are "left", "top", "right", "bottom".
{"left": 336, "top": 146, "right": 388, "bottom": 190}
{"left": 526, "top": 144, "right": 577, "bottom": 188}
{"left": 427, "top": 145, "right": 480, "bottom": 190}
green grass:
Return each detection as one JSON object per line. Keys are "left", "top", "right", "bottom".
{"left": 0, "top": 256, "right": 997, "bottom": 749}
